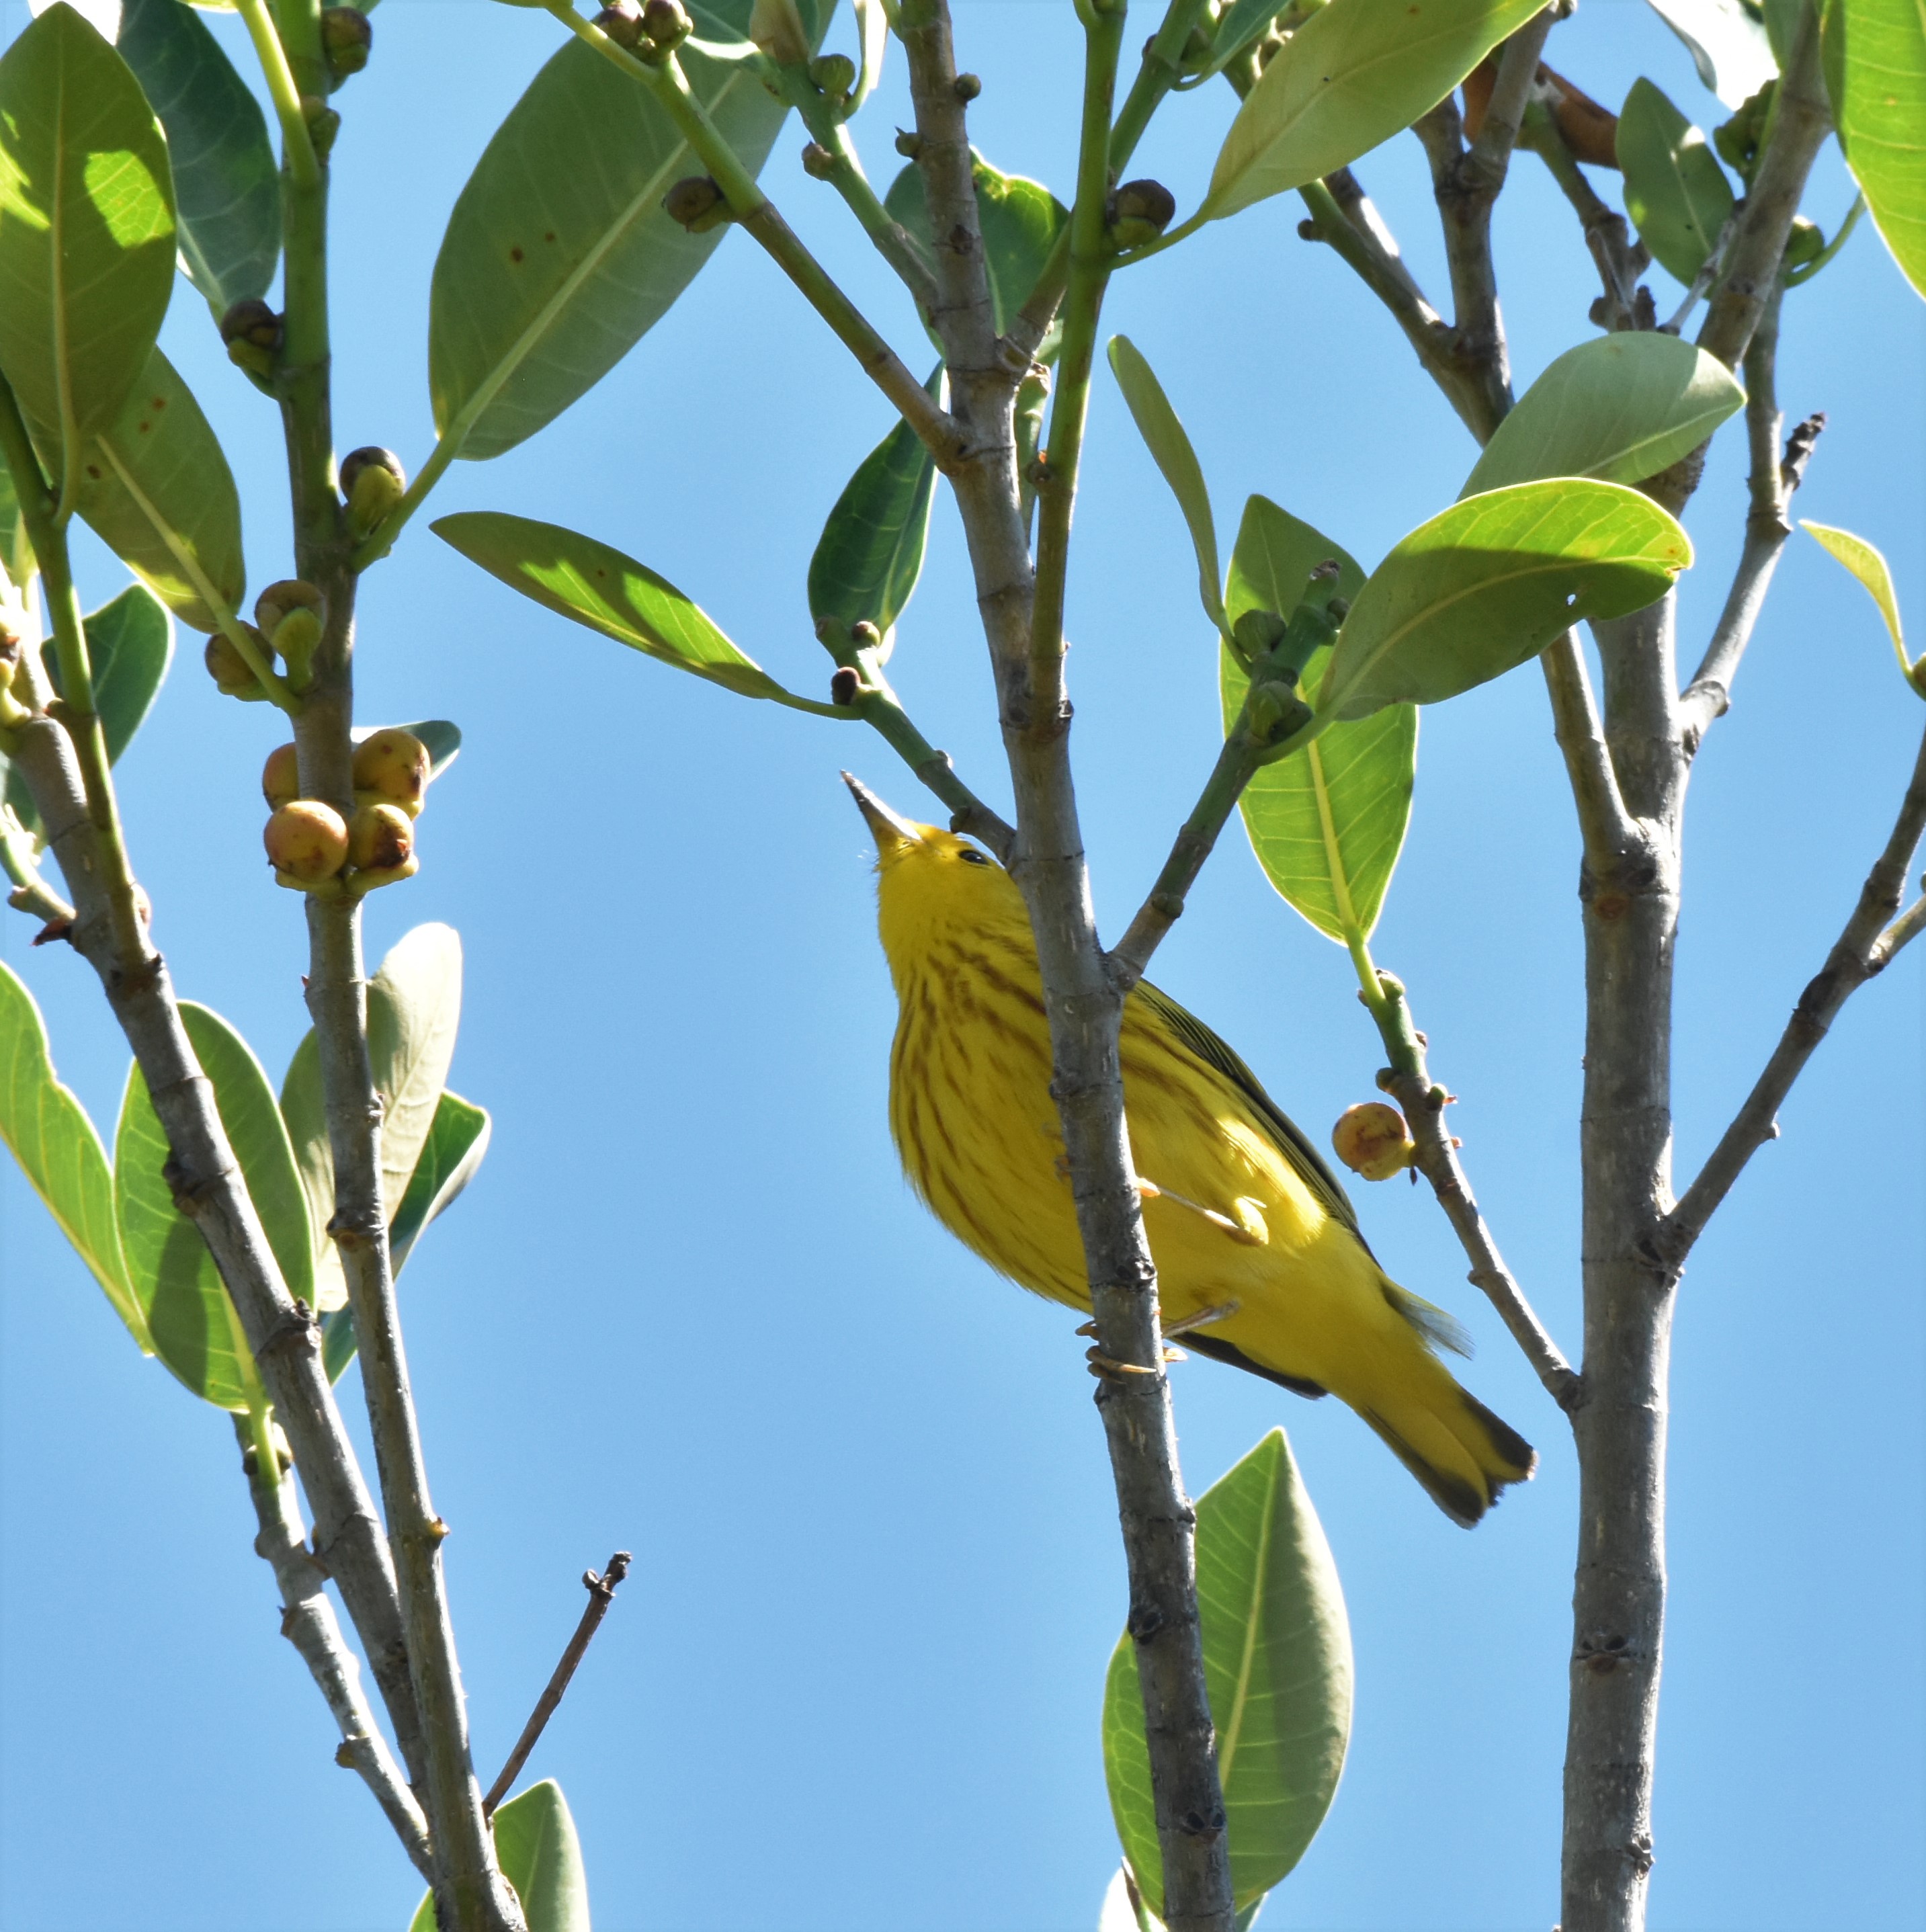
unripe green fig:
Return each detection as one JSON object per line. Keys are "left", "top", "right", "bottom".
{"left": 665, "top": 176, "right": 730, "bottom": 233}
{"left": 205, "top": 628, "right": 271, "bottom": 700}
{"left": 255, "top": 579, "right": 324, "bottom": 637}
{"left": 341, "top": 447, "right": 406, "bottom": 540}
{"left": 1107, "top": 178, "right": 1175, "bottom": 249}
{"left": 347, "top": 801, "right": 415, "bottom": 872}
{"left": 642, "top": 0, "right": 690, "bottom": 43}
{"left": 809, "top": 52, "right": 856, "bottom": 98}
{"left": 301, "top": 95, "right": 341, "bottom": 161}
{"left": 593, "top": 1, "right": 645, "bottom": 46}
{"left": 321, "top": 5, "right": 372, "bottom": 83}
{"left": 351, "top": 727, "right": 431, "bottom": 816}
{"left": 271, "top": 607, "right": 323, "bottom": 691}
{"left": 262, "top": 743, "right": 301, "bottom": 809}
{"left": 219, "top": 299, "right": 283, "bottom": 350}
{"left": 265, "top": 801, "right": 349, "bottom": 884}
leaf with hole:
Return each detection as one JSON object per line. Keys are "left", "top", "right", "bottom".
{"left": 117, "top": 0, "right": 279, "bottom": 312}
{"left": 885, "top": 153, "right": 1069, "bottom": 345}
{"left": 1103, "top": 1429, "right": 1351, "bottom": 1919}
{"left": 116, "top": 1003, "right": 315, "bottom": 1409}
{"left": 69, "top": 345, "right": 246, "bottom": 634}
{"left": 408, "top": 1780, "right": 590, "bottom": 1932}
{"left": 1823, "top": 0, "right": 1926, "bottom": 301}
{"left": 1320, "top": 480, "right": 1692, "bottom": 720}
{"left": 1204, "top": 0, "right": 1546, "bottom": 221}
{"left": 1220, "top": 497, "right": 1408, "bottom": 943}
{"left": 1802, "top": 519, "right": 1922, "bottom": 693}
{"left": 0, "top": 3, "right": 177, "bottom": 489}
{"left": 1463, "top": 334, "right": 1745, "bottom": 497}
{"left": 428, "top": 0, "right": 814, "bottom": 462}
{"left": 434, "top": 511, "right": 793, "bottom": 703}
{"left": 0, "top": 958, "right": 146, "bottom": 1349}
{"left": 1108, "top": 335, "right": 1222, "bottom": 630}
{"left": 1616, "top": 77, "right": 1735, "bottom": 284}
{"left": 807, "top": 367, "right": 944, "bottom": 657}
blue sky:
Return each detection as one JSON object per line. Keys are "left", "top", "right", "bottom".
{"left": 1, "top": 1, "right": 1920, "bottom": 1928}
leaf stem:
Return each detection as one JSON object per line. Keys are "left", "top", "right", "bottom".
{"left": 235, "top": 0, "right": 321, "bottom": 191}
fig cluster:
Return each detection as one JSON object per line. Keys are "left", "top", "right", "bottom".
{"left": 261, "top": 728, "right": 430, "bottom": 894}
{"left": 204, "top": 579, "right": 327, "bottom": 700}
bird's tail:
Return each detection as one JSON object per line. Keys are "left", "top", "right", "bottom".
{"left": 1358, "top": 1382, "right": 1537, "bottom": 1529}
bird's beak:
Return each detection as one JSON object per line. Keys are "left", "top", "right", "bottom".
{"left": 842, "top": 771, "right": 924, "bottom": 853}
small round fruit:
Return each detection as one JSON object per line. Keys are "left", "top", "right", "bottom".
{"left": 204, "top": 630, "right": 259, "bottom": 696}
{"left": 1331, "top": 1101, "right": 1417, "bottom": 1182}
{"left": 264, "top": 801, "right": 349, "bottom": 883}
{"left": 348, "top": 802, "right": 414, "bottom": 872}
{"left": 350, "top": 728, "right": 430, "bottom": 816}
{"left": 255, "top": 578, "right": 323, "bottom": 638}
{"left": 262, "top": 743, "right": 301, "bottom": 809}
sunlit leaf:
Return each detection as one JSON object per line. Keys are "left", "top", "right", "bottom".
{"left": 1802, "top": 519, "right": 1921, "bottom": 691}
{"left": 1644, "top": 0, "right": 1777, "bottom": 107}
{"left": 1616, "top": 77, "right": 1736, "bottom": 284}
{"left": 1823, "top": 0, "right": 1926, "bottom": 301}
{"left": 408, "top": 1780, "right": 591, "bottom": 1932}
{"left": 1109, "top": 335, "right": 1222, "bottom": 629}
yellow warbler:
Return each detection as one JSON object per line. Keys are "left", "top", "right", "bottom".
{"left": 848, "top": 776, "right": 1534, "bottom": 1527}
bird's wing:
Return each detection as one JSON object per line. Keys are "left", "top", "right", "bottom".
{"left": 1134, "top": 980, "right": 1364, "bottom": 1238}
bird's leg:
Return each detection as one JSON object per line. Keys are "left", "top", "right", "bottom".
{"left": 1161, "top": 1299, "right": 1242, "bottom": 1338}
{"left": 1135, "top": 1176, "right": 1269, "bottom": 1247}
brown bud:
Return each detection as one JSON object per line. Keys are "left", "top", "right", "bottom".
{"left": 351, "top": 727, "right": 431, "bottom": 816}
{"left": 320, "top": 5, "right": 372, "bottom": 81}
{"left": 265, "top": 802, "right": 349, "bottom": 884}
{"left": 830, "top": 667, "right": 860, "bottom": 706}
{"left": 1107, "top": 177, "right": 1176, "bottom": 249}
{"left": 219, "top": 299, "right": 283, "bottom": 351}
{"left": 341, "top": 447, "right": 405, "bottom": 538}
{"left": 849, "top": 620, "right": 882, "bottom": 650}
{"left": 255, "top": 579, "right": 324, "bottom": 638}
{"left": 952, "top": 71, "right": 980, "bottom": 101}
{"left": 801, "top": 141, "right": 835, "bottom": 180}
{"left": 262, "top": 743, "right": 301, "bottom": 810}
{"left": 593, "top": 1, "right": 645, "bottom": 47}
{"left": 347, "top": 801, "right": 415, "bottom": 872}
{"left": 301, "top": 96, "right": 340, "bottom": 161}
{"left": 205, "top": 629, "right": 267, "bottom": 698}
{"left": 1331, "top": 1102, "right": 1417, "bottom": 1183}
{"left": 664, "top": 176, "right": 730, "bottom": 233}
{"left": 642, "top": 0, "right": 691, "bottom": 41}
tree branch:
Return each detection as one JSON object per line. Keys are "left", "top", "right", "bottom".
{"left": 483, "top": 1553, "right": 632, "bottom": 1818}
{"left": 235, "top": 1415, "right": 433, "bottom": 1878}
{"left": 1652, "top": 716, "right": 1926, "bottom": 1272}
{"left": 1542, "top": 631, "right": 1640, "bottom": 871}
{"left": 1519, "top": 99, "right": 1650, "bottom": 333}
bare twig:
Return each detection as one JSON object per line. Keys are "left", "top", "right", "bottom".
{"left": 1519, "top": 99, "right": 1650, "bottom": 333}
{"left": 1542, "top": 632, "right": 1640, "bottom": 874}
{"left": 1654, "top": 720, "right": 1926, "bottom": 1271}
{"left": 235, "top": 1415, "right": 433, "bottom": 1879}
{"left": 483, "top": 1554, "right": 632, "bottom": 1818}
{"left": 1681, "top": 290, "right": 1824, "bottom": 747}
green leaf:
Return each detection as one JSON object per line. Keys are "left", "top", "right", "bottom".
{"left": 0, "top": 3, "right": 177, "bottom": 489}
{"left": 884, "top": 153, "right": 1069, "bottom": 342}
{"left": 1320, "top": 480, "right": 1693, "bottom": 720}
{"left": 429, "top": 0, "right": 809, "bottom": 462}
{"left": 58, "top": 582, "right": 174, "bottom": 763}
{"left": 1204, "top": 0, "right": 1546, "bottom": 221}
{"left": 69, "top": 345, "right": 247, "bottom": 634}
{"left": 0, "top": 454, "right": 28, "bottom": 588}
{"left": 408, "top": 1780, "right": 591, "bottom": 1932}
{"left": 806, "top": 367, "right": 944, "bottom": 657}
{"left": 1220, "top": 497, "right": 1409, "bottom": 943}
{"left": 116, "top": 1003, "right": 315, "bottom": 1410}
{"left": 325, "top": 1089, "right": 491, "bottom": 1381}
{"left": 1616, "top": 77, "right": 1736, "bottom": 284}
{"left": 851, "top": 0, "right": 886, "bottom": 108}
{"left": 433, "top": 511, "right": 792, "bottom": 703}
{"left": 281, "top": 923, "right": 464, "bottom": 1318}
{"left": 1801, "top": 519, "right": 1922, "bottom": 691}
{"left": 1823, "top": 0, "right": 1926, "bottom": 301}
{"left": 1644, "top": 0, "right": 1779, "bottom": 108}
{"left": 117, "top": 0, "right": 280, "bottom": 312}
{"left": 1179, "top": 0, "right": 1295, "bottom": 89}
{"left": 1107, "top": 335, "right": 1222, "bottom": 630}
{"left": 0, "top": 958, "right": 146, "bottom": 1349}
{"left": 1463, "top": 334, "right": 1747, "bottom": 497}
{"left": 1103, "top": 1430, "right": 1351, "bottom": 1919}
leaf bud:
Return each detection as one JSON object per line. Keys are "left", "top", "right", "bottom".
{"left": 849, "top": 620, "right": 882, "bottom": 650}
{"left": 348, "top": 801, "right": 415, "bottom": 872}
{"left": 830, "top": 667, "right": 860, "bottom": 706}
{"left": 809, "top": 52, "right": 856, "bottom": 98}
{"left": 351, "top": 726, "right": 431, "bottom": 816}
{"left": 262, "top": 743, "right": 301, "bottom": 810}
{"left": 1782, "top": 216, "right": 1825, "bottom": 273}
{"left": 894, "top": 128, "right": 923, "bottom": 159}
{"left": 1331, "top": 1101, "right": 1417, "bottom": 1182}
{"left": 301, "top": 96, "right": 341, "bottom": 163}
{"left": 340, "top": 446, "right": 405, "bottom": 538}
{"left": 665, "top": 176, "right": 731, "bottom": 233}
{"left": 255, "top": 579, "right": 324, "bottom": 638}
{"left": 1106, "top": 178, "right": 1175, "bottom": 249}
{"left": 205, "top": 628, "right": 270, "bottom": 700}
{"left": 801, "top": 140, "right": 835, "bottom": 179}
{"left": 265, "top": 801, "right": 350, "bottom": 884}
{"left": 1179, "top": 22, "right": 1214, "bottom": 68}
{"left": 1232, "top": 607, "right": 1288, "bottom": 663}
{"left": 642, "top": 0, "right": 691, "bottom": 42}
{"left": 593, "top": 1, "right": 645, "bottom": 46}
{"left": 320, "top": 5, "right": 372, "bottom": 83}
{"left": 952, "top": 71, "right": 980, "bottom": 101}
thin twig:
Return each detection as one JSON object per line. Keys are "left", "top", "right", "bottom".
{"left": 1680, "top": 290, "right": 1824, "bottom": 747}
{"left": 235, "top": 1415, "right": 433, "bottom": 1879}
{"left": 1542, "top": 632, "right": 1640, "bottom": 872}
{"left": 483, "top": 1554, "right": 632, "bottom": 1818}
{"left": 1519, "top": 99, "right": 1650, "bottom": 333}
{"left": 1653, "top": 719, "right": 1926, "bottom": 1272}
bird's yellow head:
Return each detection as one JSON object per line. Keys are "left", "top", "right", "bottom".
{"left": 843, "top": 773, "right": 1028, "bottom": 985}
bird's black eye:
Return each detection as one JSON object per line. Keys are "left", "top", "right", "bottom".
{"left": 958, "top": 846, "right": 990, "bottom": 866}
